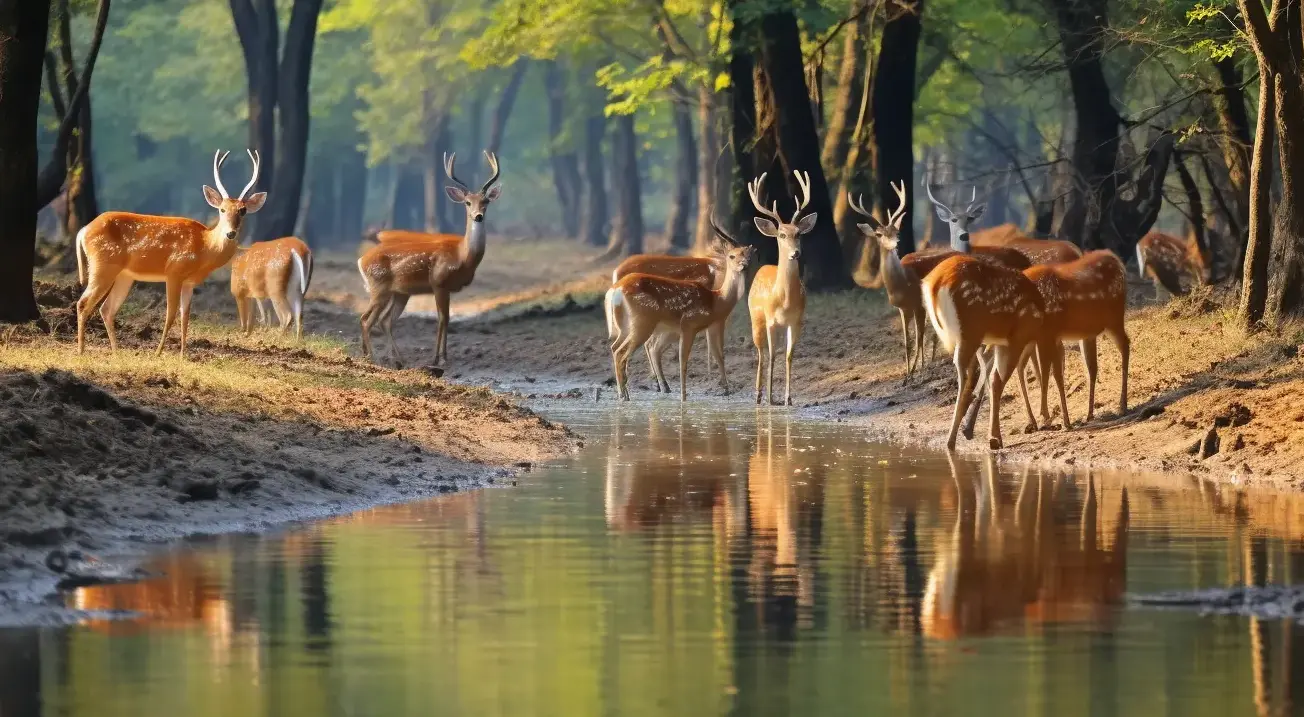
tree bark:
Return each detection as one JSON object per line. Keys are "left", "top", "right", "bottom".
{"left": 301, "top": 155, "right": 334, "bottom": 247}
{"left": 606, "top": 112, "right": 643, "bottom": 256}
{"left": 1265, "top": 70, "right": 1304, "bottom": 322}
{"left": 1213, "top": 55, "right": 1252, "bottom": 247}
{"left": 255, "top": 0, "right": 323, "bottom": 242}
{"left": 1239, "top": 63, "right": 1275, "bottom": 328}
{"left": 423, "top": 112, "right": 449, "bottom": 234}
{"left": 543, "top": 60, "right": 582, "bottom": 237}
{"left": 230, "top": 0, "right": 278, "bottom": 196}
{"left": 392, "top": 165, "right": 423, "bottom": 230}
{"left": 693, "top": 85, "right": 720, "bottom": 253}
{"left": 0, "top": 0, "right": 52, "bottom": 323}
{"left": 820, "top": 1, "right": 865, "bottom": 178}
{"left": 752, "top": 6, "right": 850, "bottom": 288}
{"left": 336, "top": 144, "right": 368, "bottom": 241}
{"left": 35, "top": 0, "right": 109, "bottom": 210}
{"left": 728, "top": 0, "right": 757, "bottom": 239}
{"left": 52, "top": 0, "right": 98, "bottom": 237}
{"left": 665, "top": 99, "right": 697, "bottom": 251}
{"left": 871, "top": 0, "right": 923, "bottom": 255}
{"left": 487, "top": 59, "right": 528, "bottom": 156}
{"left": 579, "top": 106, "right": 608, "bottom": 247}
{"left": 1174, "top": 154, "right": 1208, "bottom": 266}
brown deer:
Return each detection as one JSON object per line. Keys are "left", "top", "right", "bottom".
{"left": 606, "top": 234, "right": 754, "bottom": 401}
{"left": 1136, "top": 229, "right": 1209, "bottom": 299}
{"left": 75, "top": 150, "right": 266, "bottom": 357}
{"left": 357, "top": 151, "right": 501, "bottom": 366}
{"left": 748, "top": 171, "right": 817, "bottom": 406}
{"left": 969, "top": 222, "right": 1083, "bottom": 265}
{"left": 229, "top": 236, "right": 313, "bottom": 339}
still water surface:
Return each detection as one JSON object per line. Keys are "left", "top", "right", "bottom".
{"left": 3, "top": 405, "right": 1304, "bottom": 716}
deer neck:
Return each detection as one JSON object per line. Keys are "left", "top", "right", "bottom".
{"left": 714, "top": 264, "right": 747, "bottom": 317}
{"left": 204, "top": 219, "right": 241, "bottom": 264}
{"left": 879, "top": 246, "right": 911, "bottom": 298}
{"left": 459, "top": 216, "right": 487, "bottom": 267}
{"left": 775, "top": 252, "right": 803, "bottom": 303}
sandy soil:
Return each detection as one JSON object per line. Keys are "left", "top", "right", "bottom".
{"left": 0, "top": 278, "right": 578, "bottom": 622}
{"left": 302, "top": 237, "right": 1302, "bottom": 490}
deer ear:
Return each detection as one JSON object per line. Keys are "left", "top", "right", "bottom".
{"left": 932, "top": 204, "right": 953, "bottom": 223}
{"left": 446, "top": 186, "right": 468, "bottom": 203}
{"left": 856, "top": 223, "right": 875, "bottom": 237}
{"left": 203, "top": 186, "right": 223, "bottom": 209}
{"left": 754, "top": 217, "right": 779, "bottom": 237}
{"left": 243, "top": 192, "right": 268, "bottom": 214}
{"left": 485, "top": 184, "right": 502, "bottom": 202}
{"left": 967, "top": 203, "right": 987, "bottom": 221}
{"left": 795, "top": 213, "right": 818, "bottom": 234}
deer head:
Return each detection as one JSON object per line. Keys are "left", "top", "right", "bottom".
{"left": 709, "top": 212, "right": 756, "bottom": 275}
{"left": 850, "top": 180, "right": 908, "bottom": 254}
{"left": 748, "top": 170, "right": 817, "bottom": 261}
{"left": 444, "top": 150, "right": 502, "bottom": 224}
{"left": 924, "top": 180, "right": 985, "bottom": 251}
{"left": 202, "top": 149, "right": 266, "bottom": 241}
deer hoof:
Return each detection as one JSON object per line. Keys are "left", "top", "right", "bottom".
{"left": 1024, "top": 422, "right": 1039, "bottom": 434}
{"left": 961, "top": 426, "right": 975, "bottom": 440}
{"left": 989, "top": 437, "right": 1003, "bottom": 450}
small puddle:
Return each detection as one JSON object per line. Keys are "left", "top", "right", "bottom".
{"left": 2, "top": 404, "right": 1302, "bottom": 716}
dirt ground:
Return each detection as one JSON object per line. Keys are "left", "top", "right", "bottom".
{"left": 303, "top": 237, "right": 1303, "bottom": 490}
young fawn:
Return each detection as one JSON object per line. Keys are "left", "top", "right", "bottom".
{"left": 610, "top": 241, "right": 729, "bottom": 393}
{"left": 922, "top": 254, "right": 1051, "bottom": 450}
{"left": 606, "top": 240, "right": 755, "bottom": 401}
{"left": 230, "top": 237, "right": 313, "bottom": 339}
{"left": 358, "top": 151, "right": 501, "bottom": 366}
{"left": 1020, "top": 250, "right": 1130, "bottom": 429}
{"left": 748, "top": 171, "right": 817, "bottom": 406}
{"left": 75, "top": 150, "right": 266, "bottom": 357}
{"left": 1136, "top": 230, "right": 1209, "bottom": 299}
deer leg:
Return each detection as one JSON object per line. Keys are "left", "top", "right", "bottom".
{"left": 270, "top": 292, "right": 293, "bottom": 334}
{"left": 382, "top": 294, "right": 410, "bottom": 367}
{"left": 751, "top": 313, "right": 767, "bottom": 405}
{"left": 98, "top": 276, "right": 134, "bottom": 352}
{"left": 912, "top": 309, "right": 927, "bottom": 374}
{"left": 784, "top": 322, "right": 801, "bottom": 406}
{"left": 434, "top": 289, "right": 451, "bottom": 365}
{"left": 650, "top": 333, "right": 672, "bottom": 393}
{"left": 709, "top": 322, "right": 728, "bottom": 394}
{"left": 154, "top": 280, "right": 183, "bottom": 356}
{"left": 178, "top": 284, "right": 196, "bottom": 359}
{"left": 1050, "top": 343, "right": 1070, "bottom": 431}
{"left": 1018, "top": 350, "right": 1039, "bottom": 433}
{"left": 678, "top": 331, "right": 695, "bottom": 402}
{"left": 1105, "top": 327, "right": 1130, "bottom": 416}
{"left": 615, "top": 320, "right": 656, "bottom": 401}
{"left": 76, "top": 272, "right": 116, "bottom": 355}
{"left": 1080, "top": 338, "right": 1099, "bottom": 422}
{"left": 987, "top": 344, "right": 1022, "bottom": 450}
{"left": 946, "top": 340, "right": 981, "bottom": 450}
{"left": 255, "top": 299, "right": 269, "bottom": 327}
{"left": 898, "top": 309, "right": 912, "bottom": 383}
{"left": 766, "top": 324, "right": 780, "bottom": 406}
{"left": 359, "top": 291, "right": 390, "bottom": 361}
{"left": 962, "top": 347, "right": 993, "bottom": 440}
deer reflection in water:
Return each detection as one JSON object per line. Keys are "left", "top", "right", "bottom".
{"left": 922, "top": 454, "right": 1130, "bottom": 639}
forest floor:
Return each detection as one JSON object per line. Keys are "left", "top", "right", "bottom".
{"left": 4, "top": 234, "right": 1302, "bottom": 620}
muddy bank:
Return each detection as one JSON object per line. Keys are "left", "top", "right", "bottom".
{"left": 0, "top": 283, "right": 578, "bottom": 622}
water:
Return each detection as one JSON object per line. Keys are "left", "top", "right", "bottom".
{"left": 3, "top": 405, "right": 1304, "bottom": 716}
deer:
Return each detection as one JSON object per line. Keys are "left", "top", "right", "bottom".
{"left": 357, "top": 151, "right": 501, "bottom": 366}
{"left": 1136, "top": 229, "right": 1210, "bottom": 299}
{"left": 970, "top": 222, "right": 1084, "bottom": 265}
{"left": 609, "top": 240, "right": 729, "bottom": 393}
{"left": 75, "top": 150, "right": 266, "bottom": 358}
{"left": 229, "top": 236, "right": 313, "bottom": 339}
{"left": 606, "top": 234, "right": 755, "bottom": 401}
{"left": 1019, "top": 250, "right": 1130, "bottom": 430}
{"left": 921, "top": 254, "right": 1051, "bottom": 450}
{"left": 922, "top": 182, "right": 1044, "bottom": 269}
{"left": 748, "top": 171, "right": 817, "bottom": 406}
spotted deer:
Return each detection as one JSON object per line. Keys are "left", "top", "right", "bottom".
{"left": 922, "top": 183, "right": 1048, "bottom": 269}
{"left": 921, "top": 254, "right": 1051, "bottom": 449}
{"left": 1136, "top": 230, "right": 1209, "bottom": 299}
{"left": 230, "top": 236, "right": 313, "bottom": 339}
{"left": 605, "top": 236, "right": 755, "bottom": 401}
{"left": 748, "top": 171, "right": 817, "bottom": 406}
{"left": 610, "top": 240, "right": 729, "bottom": 393}
{"left": 357, "top": 151, "right": 501, "bottom": 366}
{"left": 970, "top": 222, "right": 1084, "bottom": 265}
{"left": 75, "top": 150, "right": 266, "bottom": 357}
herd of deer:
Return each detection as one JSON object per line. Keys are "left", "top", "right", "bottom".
{"left": 69, "top": 148, "right": 1207, "bottom": 452}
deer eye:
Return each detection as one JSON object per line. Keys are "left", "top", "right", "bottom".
{"left": 239, "top": 207, "right": 247, "bottom": 216}
{"left": 219, "top": 209, "right": 225, "bottom": 214}
{"left": 465, "top": 201, "right": 471, "bottom": 206}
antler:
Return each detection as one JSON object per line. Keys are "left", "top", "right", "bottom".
{"left": 212, "top": 150, "right": 231, "bottom": 199}
{"left": 747, "top": 172, "right": 785, "bottom": 225}
{"left": 708, "top": 209, "right": 742, "bottom": 247}
{"left": 480, "top": 151, "right": 501, "bottom": 193}
{"left": 444, "top": 152, "right": 470, "bottom": 191}
{"left": 888, "top": 180, "right": 908, "bottom": 228}
{"left": 237, "top": 149, "right": 261, "bottom": 200}
{"left": 847, "top": 192, "right": 874, "bottom": 220}
{"left": 964, "top": 186, "right": 981, "bottom": 214}
{"left": 923, "top": 176, "right": 948, "bottom": 211}
{"left": 790, "top": 170, "right": 812, "bottom": 223}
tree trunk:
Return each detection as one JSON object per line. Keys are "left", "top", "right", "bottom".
{"left": 36, "top": 0, "right": 109, "bottom": 210}
{"left": 53, "top": 0, "right": 98, "bottom": 236}
{"left": 1264, "top": 70, "right": 1304, "bottom": 322}
{"left": 1213, "top": 55, "right": 1252, "bottom": 247}
{"left": 665, "top": 99, "right": 697, "bottom": 251}
{"left": 579, "top": 106, "right": 608, "bottom": 247}
{"left": 752, "top": 6, "right": 850, "bottom": 288}
{"left": 392, "top": 165, "right": 423, "bottom": 230}
{"left": 256, "top": 0, "right": 323, "bottom": 242}
{"left": 230, "top": 0, "right": 278, "bottom": 197}
{"left": 422, "top": 111, "right": 450, "bottom": 234}
{"left": 871, "top": 0, "right": 923, "bottom": 255}
{"left": 336, "top": 144, "right": 368, "bottom": 241}
{"left": 693, "top": 85, "right": 720, "bottom": 253}
{"left": 606, "top": 112, "right": 643, "bottom": 256}
{"left": 543, "top": 60, "right": 582, "bottom": 237}
{"left": 0, "top": 0, "right": 51, "bottom": 323}
{"left": 301, "top": 155, "right": 334, "bottom": 247}
{"left": 820, "top": 1, "right": 865, "bottom": 179}
{"left": 1175, "top": 154, "right": 1208, "bottom": 263}
{"left": 1239, "top": 64, "right": 1275, "bottom": 327}
{"left": 729, "top": 0, "right": 757, "bottom": 239}
{"left": 487, "top": 59, "right": 528, "bottom": 156}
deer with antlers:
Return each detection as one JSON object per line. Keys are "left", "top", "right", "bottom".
{"left": 357, "top": 151, "right": 501, "bottom": 366}
{"left": 748, "top": 171, "right": 818, "bottom": 406}
{"left": 74, "top": 150, "right": 266, "bottom": 357}
{"left": 605, "top": 225, "right": 754, "bottom": 401}
{"left": 609, "top": 239, "right": 730, "bottom": 393}
{"left": 230, "top": 236, "right": 313, "bottom": 339}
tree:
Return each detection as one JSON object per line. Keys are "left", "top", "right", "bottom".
{"left": 871, "top": 0, "right": 923, "bottom": 255}
{"left": 0, "top": 0, "right": 54, "bottom": 323}
{"left": 606, "top": 111, "right": 644, "bottom": 256}
{"left": 543, "top": 60, "right": 584, "bottom": 237}
{"left": 664, "top": 98, "right": 698, "bottom": 250}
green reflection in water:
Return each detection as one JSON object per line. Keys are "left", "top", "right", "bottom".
{"left": 4, "top": 405, "right": 1303, "bottom": 717}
